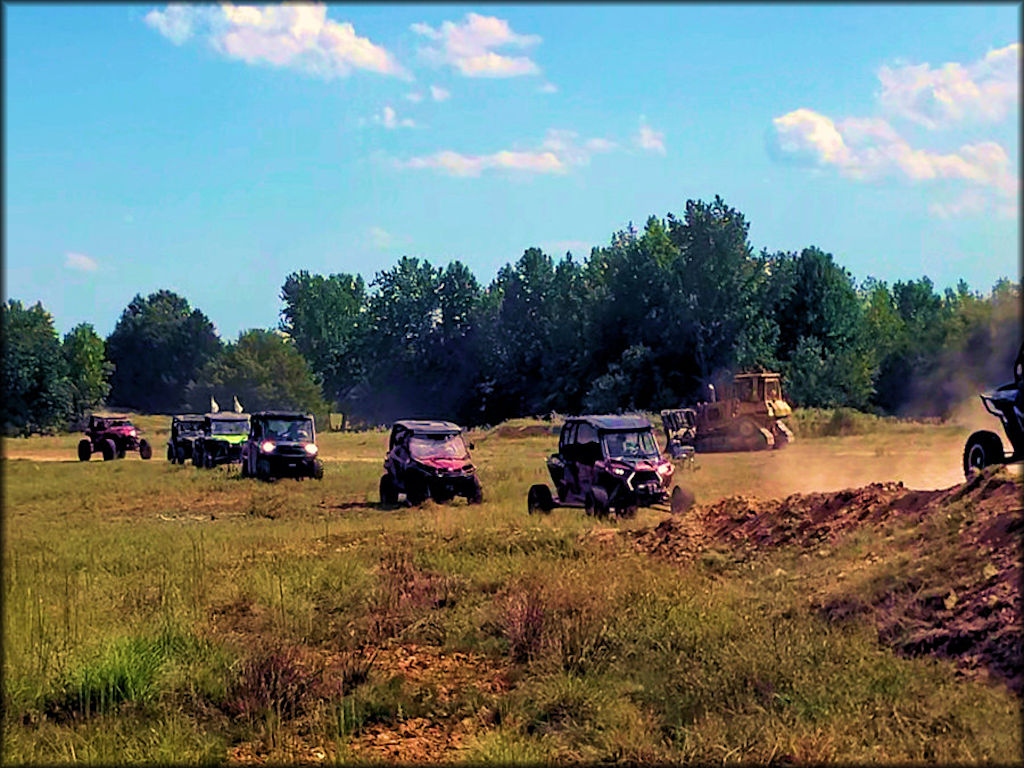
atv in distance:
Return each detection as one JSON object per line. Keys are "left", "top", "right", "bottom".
{"left": 528, "top": 414, "right": 692, "bottom": 518}
{"left": 380, "top": 420, "right": 482, "bottom": 506}
{"left": 193, "top": 413, "right": 250, "bottom": 469}
{"left": 660, "top": 407, "right": 697, "bottom": 462}
{"left": 167, "top": 414, "right": 204, "bottom": 464}
{"left": 77, "top": 414, "right": 153, "bottom": 461}
{"left": 963, "top": 341, "right": 1024, "bottom": 477}
{"left": 241, "top": 411, "right": 323, "bottom": 481}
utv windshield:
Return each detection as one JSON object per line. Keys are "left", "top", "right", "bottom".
{"left": 602, "top": 430, "right": 660, "bottom": 460}
{"left": 210, "top": 419, "right": 249, "bottom": 436}
{"left": 263, "top": 419, "right": 314, "bottom": 442}
{"left": 179, "top": 422, "right": 203, "bottom": 434}
{"left": 409, "top": 433, "right": 468, "bottom": 460}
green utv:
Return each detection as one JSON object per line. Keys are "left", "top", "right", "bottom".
{"left": 193, "top": 413, "right": 250, "bottom": 468}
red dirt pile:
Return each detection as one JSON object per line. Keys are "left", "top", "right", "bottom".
{"left": 628, "top": 468, "right": 1022, "bottom": 692}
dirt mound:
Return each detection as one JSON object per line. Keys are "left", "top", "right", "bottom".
{"left": 627, "top": 469, "right": 1022, "bottom": 692}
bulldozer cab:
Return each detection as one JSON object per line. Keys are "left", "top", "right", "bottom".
{"left": 691, "top": 371, "right": 794, "bottom": 452}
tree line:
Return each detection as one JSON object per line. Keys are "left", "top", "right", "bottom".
{"left": 3, "top": 196, "right": 1019, "bottom": 435}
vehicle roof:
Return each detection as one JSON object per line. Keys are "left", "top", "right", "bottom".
{"left": 205, "top": 412, "right": 250, "bottom": 420}
{"left": 565, "top": 414, "right": 653, "bottom": 431}
{"left": 392, "top": 419, "right": 462, "bottom": 434}
{"left": 734, "top": 372, "right": 780, "bottom": 379}
{"left": 92, "top": 413, "right": 132, "bottom": 419}
{"left": 251, "top": 411, "right": 312, "bottom": 420}
{"left": 174, "top": 414, "right": 205, "bottom": 421}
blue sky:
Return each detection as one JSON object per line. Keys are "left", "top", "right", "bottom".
{"left": 5, "top": 3, "right": 1020, "bottom": 339}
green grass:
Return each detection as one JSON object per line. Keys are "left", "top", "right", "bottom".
{"left": 3, "top": 418, "right": 1019, "bottom": 763}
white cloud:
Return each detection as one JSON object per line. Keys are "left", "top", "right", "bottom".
{"left": 429, "top": 84, "right": 450, "bottom": 102}
{"left": 404, "top": 91, "right": 424, "bottom": 103}
{"left": 635, "top": 119, "right": 666, "bottom": 155}
{"left": 368, "top": 226, "right": 394, "bottom": 249}
{"left": 398, "top": 128, "right": 617, "bottom": 177}
{"left": 375, "top": 105, "right": 416, "bottom": 129}
{"left": 878, "top": 43, "right": 1020, "bottom": 129}
{"left": 538, "top": 82, "right": 558, "bottom": 94}
{"left": 771, "top": 108, "right": 1018, "bottom": 214}
{"left": 411, "top": 13, "right": 541, "bottom": 78}
{"left": 540, "top": 129, "right": 616, "bottom": 166}
{"left": 770, "top": 44, "right": 1021, "bottom": 219}
{"left": 144, "top": 4, "right": 197, "bottom": 45}
{"left": 399, "top": 149, "right": 564, "bottom": 177}
{"left": 146, "top": 3, "right": 407, "bottom": 79}
{"left": 65, "top": 252, "right": 98, "bottom": 272}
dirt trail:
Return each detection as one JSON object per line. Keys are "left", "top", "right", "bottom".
{"left": 619, "top": 468, "right": 1022, "bottom": 692}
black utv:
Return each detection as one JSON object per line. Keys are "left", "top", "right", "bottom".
{"left": 963, "top": 341, "right": 1024, "bottom": 476}
{"left": 380, "top": 420, "right": 482, "bottom": 505}
{"left": 528, "top": 414, "right": 691, "bottom": 517}
{"left": 167, "top": 414, "right": 205, "bottom": 463}
{"left": 193, "top": 413, "right": 250, "bottom": 468}
{"left": 241, "top": 411, "right": 324, "bottom": 480}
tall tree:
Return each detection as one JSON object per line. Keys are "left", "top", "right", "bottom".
{"left": 106, "top": 290, "right": 221, "bottom": 413}
{"left": 187, "top": 329, "right": 328, "bottom": 419}
{"left": 279, "top": 271, "right": 367, "bottom": 408}
{"left": 62, "top": 323, "right": 113, "bottom": 423}
{"left": 2, "top": 300, "right": 70, "bottom": 435}
{"left": 666, "top": 196, "right": 762, "bottom": 392}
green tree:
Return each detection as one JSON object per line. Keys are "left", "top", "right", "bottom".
{"left": 62, "top": 323, "right": 113, "bottom": 423}
{"left": 106, "top": 290, "right": 221, "bottom": 413}
{"left": 666, "top": 197, "right": 763, "bottom": 389}
{"left": 2, "top": 300, "right": 70, "bottom": 435}
{"left": 360, "top": 257, "right": 482, "bottom": 422}
{"left": 279, "top": 271, "right": 367, "bottom": 407}
{"left": 187, "top": 329, "right": 328, "bottom": 419}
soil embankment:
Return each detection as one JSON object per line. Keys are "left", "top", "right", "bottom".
{"left": 626, "top": 468, "right": 1022, "bottom": 692}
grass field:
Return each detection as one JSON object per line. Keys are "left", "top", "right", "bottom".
{"left": 3, "top": 412, "right": 1020, "bottom": 763}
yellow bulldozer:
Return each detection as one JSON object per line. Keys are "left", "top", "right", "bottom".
{"left": 661, "top": 371, "right": 794, "bottom": 454}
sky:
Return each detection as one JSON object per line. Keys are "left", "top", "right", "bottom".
{"left": 4, "top": 3, "right": 1020, "bottom": 340}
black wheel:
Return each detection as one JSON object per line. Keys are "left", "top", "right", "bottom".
{"left": 204, "top": 451, "right": 215, "bottom": 469}
{"left": 177, "top": 446, "right": 187, "bottom": 464}
{"left": 78, "top": 439, "right": 92, "bottom": 462}
{"left": 193, "top": 447, "right": 203, "bottom": 467}
{"left": 467, "top": 477, "right": 483, "bottom": 505}
{"left": 670, "top": 485, "right": 695, "bottom": 515}
{"left": 167, "top": 444, "right": 175, "bottom": 463}
{"left": 406, "top": 481, "right": 428, "bottom": 506}
{"left": 527, "top": 484, "right": 554, "bottom": 514}
{"left": 240, "top": 457, "right": 249, "bottom": 477}
{"left": 621, "top": 502, "right": 639, "bottom": 518}
{"left": 139, "top": 440, "right": 152, "bottom": 460}
{"left": 584, "top": 486, "right": 608, "bottom": 517}
{"left": 101, "top": 439, "right": 116, "bottom": 461}
{"left": 380, "top": 474, "right": 398, "bottom": 505}
{"left": 963, "top": 430, "right": 1004, "bottom": 477}
{"left": 116, "top": 448, "right": 126, "bottom": 459}
{"left": 257, "top": 458, "right": 272, "bottom": 482}
{"left": 312, "top": 460, "right": 324, "bottom": 480}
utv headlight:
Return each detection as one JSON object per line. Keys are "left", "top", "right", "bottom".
{"left": 304, "top": 443, "right": 318, "bottom": 455}
{"left": 260, "top": 441, "right": 276, "bottom": 453}
{"left": 656, "top": 463, "right": 673, "bottom": 476}
{"left": 609, "top": 465, "right": 627, "bottom": 476}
